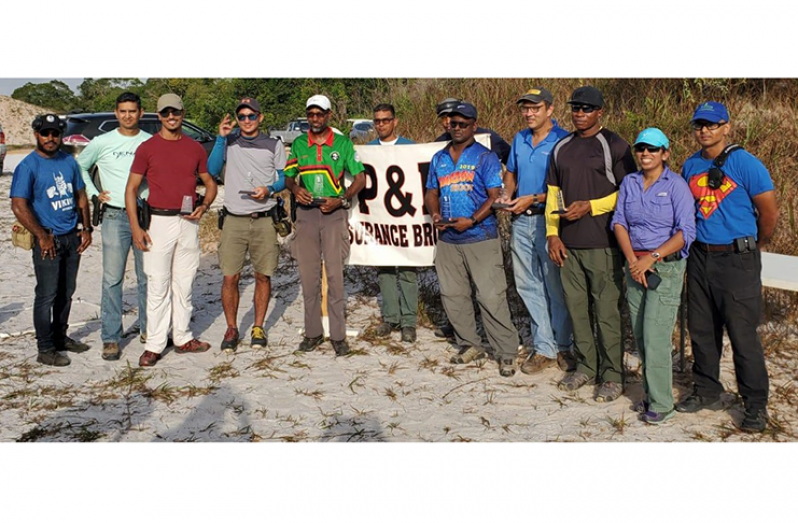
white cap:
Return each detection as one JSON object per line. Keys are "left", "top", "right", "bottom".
{"left": 306, "top": 94, "right": 331, "bottom": 111}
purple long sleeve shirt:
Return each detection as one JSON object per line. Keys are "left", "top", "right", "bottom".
{"left": 610, "top": 166, "right": 696, "bottom": 259}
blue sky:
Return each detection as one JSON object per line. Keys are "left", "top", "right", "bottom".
{"left": 0, "top": 78, "right": 83, "bottom": 97}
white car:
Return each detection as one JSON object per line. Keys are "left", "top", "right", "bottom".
{"left": 0, "top": 121, "right": 7, "bottom": 174}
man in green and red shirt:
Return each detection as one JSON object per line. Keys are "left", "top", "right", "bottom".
{"left": 285, "top": 95, "right": 366, "bottom": 356}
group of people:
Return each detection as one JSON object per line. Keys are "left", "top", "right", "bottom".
{"left": 9, "top": 85, "right": 778, "bottom": 433}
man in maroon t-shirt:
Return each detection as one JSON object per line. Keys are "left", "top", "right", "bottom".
{"left": 125, "top": 93, "right": 217, "bottom": 367}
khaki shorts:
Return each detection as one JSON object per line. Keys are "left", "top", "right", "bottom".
{"left": 218, "top": 214, "right": 279, "bottom": 276}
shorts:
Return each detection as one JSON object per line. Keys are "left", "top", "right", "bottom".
{"left": 218, "top": 214, "right": 279, "bottom": 276}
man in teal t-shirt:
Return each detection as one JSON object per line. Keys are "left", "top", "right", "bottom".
{"left": 77, "top": 92, "right": 151, "bottom": 361}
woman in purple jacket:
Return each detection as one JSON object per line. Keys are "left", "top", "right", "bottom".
{"left": 611, "top": 128, "right": 696, "bottom": 425}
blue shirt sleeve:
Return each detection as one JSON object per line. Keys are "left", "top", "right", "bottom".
{"left": 9, "top": 160, "right": 33, "bottom": 199}
{"left": 610, "top": 177, "right": 630, "bottom": 231}
{"left": 426, "top": 155, "right": 440, "bottom": 190}
{"left": 733, "top": 151, "right": 774, "bottom": 197}
{"left": 270, "top": 169, "right": 286, "bottom": 193}
{"left": 506, "top": 133, "right": 519, "bottom": 175}
{"left": 207, "top": 135, "right": 226, "bottom": 177}
{"left": 669, "top": 174, "right": 697, "bottom": 257}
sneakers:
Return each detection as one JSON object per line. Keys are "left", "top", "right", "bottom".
{"left": 138, "top": 350, "right": 161, "bottom": 367}
{"left": 558, "top": 372, "right": 595, "bottom": 391}
{"left": 499, "top": 358, "right": 516, "bottom": 377}
{"left": 740, "top": 408, "right": 768, "bottom": 433}
{"left": 332, "top": 339, "right": 350, "bottom": 357}
{"left": 37, "top": 351, "right": 70, "bottom": 367}
{"left": 374, "top": 322, "right": 397, "bottom": 338}
{"left": 139, "top": 333, "right": 147, "bottom": 344}
{"left": 251, "top": 326, "right": 268, "bottom": 350}
{"left": 102, "top": 342, "right": 120, "bottom": 361}
{"left": 675, "top": 393, "right": 724, "bottom": 413}
{"left": 401, "top": 327, "right": 417, "bottom": 343}
{"left": 632, "top": 400, "right": 650, "bottom": 414}
{"left": 642, "top": 409, "right": 675, "bottom": 425}
{"left": 557, "top": 350, "right": 578, "bottom": 372}
{"left": 175, "top": 339, "right": 211, "bottom": 354}
{"left": 595, "top": 381, "right": 623, "bottom": 403}
{"left": 221, "top": 327, "right": 240, "bottom": 353}
{"left": 520, "top": 353, "right": 557, "bottom": 375}
{"left": 60, "top": 337, "right": 90, "bottom": 353}
{"left": 450, "top": 346, "right": 485, "bottom": 364}
{"left": 298, "top": 335, "right": 324, "bottom": 353}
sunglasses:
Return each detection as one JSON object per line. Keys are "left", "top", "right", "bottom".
{"left": 449, "top": 120, "right": 472, "bottom": 129}
{"left": 373, "top": 117, "right": 395, "bottom": 125}
{"left": 570, "top": 104, "right": 598, "bottom": 114}
{"left": 39, "top": 129, "right": 62, "bottom": 138}
{"left": 634, "top": 144, "right": 663, "bottom": 153}
{"left": 237, "top": 113, "right": 259, "bottom": 121}
{"left": 306, "top": 111, "right": 327, "bottom": 119}
{"left": 692, "top": 121, "right": 725, "bottom": 131}
{"left": 519, "top": 104, "right": 545, "bottom": 114}
{"left": 159, "top": 108, "right": 184, "bottom": 117}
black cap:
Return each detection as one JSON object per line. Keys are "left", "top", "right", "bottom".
{"left": 567, "top": 86, "right": 604, "bottom": 108}
{"left": 517, "top": 87, "right": 554, "bottom": 105}
{"left": 236, "top": 97, "right": 261, "bottom": 113}
{"left": 449, "top": 102, "right": 478, "bottom": 120}
{"left": 33, "top": 114, "right": 65, "bottom": 133}
{"left": 436, "top": 97, "right": 461, "bottom": 116}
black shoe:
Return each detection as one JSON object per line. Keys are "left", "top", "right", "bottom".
{"left": 401, "top": 327, "right": 417, "bottom": 343}
{"left": 740, "top": 408, "right": 768, "bottom": 433}
{"left": 298, "top": 335, "right": 324, "bottom": 352}
{"left": 221, "top": 327, "right": 240, "bottom": 353}
{"left": 59, "top": 337, "right": 90, "bottom": 353}
{"left": 675, "top": 393, "right": 723, "bottom": 413}
{"left": 37, "top": 351, "right": 71, "bottom": 367}
{"left": 433, "top": 324, "right": 454, "bottom": 339}
{"left": 374, "top": 322, "right": 396, "bottom": 338}
{"left": 332, "top": 339, "right": 349, "bottom": 357}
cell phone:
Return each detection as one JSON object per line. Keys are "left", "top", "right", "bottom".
{"left": 551, "top": 209, "right": 567, "bottom": 215}
{"left": 645, "top": 271, "right": 662, "bottom": 290}
{"left": 239, "top": 190, "right": 256, "bottom": 196}
{"left": 438, "top": 218, "right": 456, "bottom": 225}
{"left": 491, "top": 203, "right": 511, "bottom": 210}
{"left": 310, "top": 198, "right": 327, "bottom": 206}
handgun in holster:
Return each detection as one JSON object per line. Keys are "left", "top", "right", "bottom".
{"left": 137, "top": 199, "right": 151, "bottom": 231}
{"left": 91, "top": 195, "right": 105, "bottom": 227}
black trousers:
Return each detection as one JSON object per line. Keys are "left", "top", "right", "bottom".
{"left": 686, "top": 245, "right": 768, "bottom": 410}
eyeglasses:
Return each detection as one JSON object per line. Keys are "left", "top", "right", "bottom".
{"left": 159, "top": 108, "right": 184, "bottom": 117}
{"left": 39, "top": 129, "right": 62, "bottom": 138}
{"left": 306, "top": 111, "right": 327, "bottom": 119}
{"left": 519, "top": 105, "right": 545, "bottom": 114}
{"left": 449, "top": 120, "right": 472, "bottom": 129}
{"left": 692, "top": 121, "right": 726, "bottom": 131}
{"left": 237, "top": 113, "right": 259, "bottom": 121}
{"left": 373, "top": 117, "right": 395, "bottom": 125}
{"left": 570, "top": 104, "right": 597, "bottom": 114}
{"left": 634, "top": 144, "right": 663, "bottom": 154}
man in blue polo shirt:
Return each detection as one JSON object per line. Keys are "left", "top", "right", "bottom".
{"left": 499, "top": 87, "right": 574, "bottom": 375}
{"left": 677, "top": 101, "right": 779, "bottom": 433}
{"left": 425, "top": 102, "right": 519, "bottom": 377}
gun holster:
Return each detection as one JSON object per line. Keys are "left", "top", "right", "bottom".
{"left": 91, "top": 195, "right": 104, "bottom": 227}
{"left": 137, "top": 199, "right": 151, "bottom": 231}
{"left": 272, "top": 196, "right": 292, "bottom": 237}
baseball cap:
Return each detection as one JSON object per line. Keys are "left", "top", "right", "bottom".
{"left": 35, "top": 114, "right": 64, "bottom": 132}
{"left": 567, "top": 86, "right": 604, "bottom": 108}
{"left": 634, "top": 128, "right": 670, "bottom": 149}
{"left": 449, "top": 102, "right": 478, "bottom": 121}
{"left": 436, "top": 97, "right": 461, "bottom": 116}
{"left": 306, "top": 95, "right": 331, "bottom": 111}
{"left": 517, "top": 87, "right": 553, "bottom": 105}
{"left": 157, "top": 93, "right": 184, "bottom": 112}
{"left": 691, "top": 101, "right": 729, "bottom": 123}
{"left": 236, "top": 97, "right": 261, "bottom": 113}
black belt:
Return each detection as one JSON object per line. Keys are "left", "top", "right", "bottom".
{"left": 150, "top": 208, "right": 182, "bottom": 216}
{"left": 224, "top": 207, "right": 275, "bottom": 219}
{"left": 105, "top": 204, "right": 124, "bottom": 211}
{"left": 523, "top": 207, "right": 545, "bottom": 216}
{"left": 695, "top": 239, "right": 756, "bottom": 253}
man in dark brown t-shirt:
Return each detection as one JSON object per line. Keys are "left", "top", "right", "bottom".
{"left": 545, "top": 86, "right": 637, "bottom": 402}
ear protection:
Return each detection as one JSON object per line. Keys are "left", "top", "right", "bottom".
{"left": 32, "top": 114, "right": 66, "bottom": 132}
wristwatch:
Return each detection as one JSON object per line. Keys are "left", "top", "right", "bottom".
{"left": 469, "top": 215, "right": 478, "bottom": 225}
{"left": 82, "top": 226, "right": 94, "bottom": 233}
{"left": 339, "top": 197, "right": 351, "bottom": 210}
{"left": 651, "top": 252, "right": 661, "bottom": 261}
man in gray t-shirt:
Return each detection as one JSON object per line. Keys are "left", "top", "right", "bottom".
{"left": 208, "top": 97, "right": 287, "bottom": 353}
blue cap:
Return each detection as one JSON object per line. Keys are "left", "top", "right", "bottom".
{"left": 634, "top": 128, "right": 670, "bottom": 150}
{"left": 692, "top": 101, "right": 729, "bottom": 123}
{"left": 449, "top": 102, "right": 478, "bottom": 120}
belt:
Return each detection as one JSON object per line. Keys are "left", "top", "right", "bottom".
{"left": 105, "top": 204, "right": 124, "bottom": 211}
{"left": 523, "top": 207, "right": 545, "bottom": 216}
{"left": 224, "top": 207, "right": 274, "bottom": 219}
{"left": 150, "top": 208, "right": 182, "bottom": 216}
{"left": 695, "top": 242, "right": 734, "bottom": 253}
{"left": 634, "top": 250, "right": 682, "bottom": 262}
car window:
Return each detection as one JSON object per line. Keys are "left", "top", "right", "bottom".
{"left": 65, "top": 118, "right": 89, "bottom": 136}
{"left": 354, "top": 122, "right": 372, "bottom": 131}
{"left": 182, "top": 124, "right": 203, "bottom": 141}
{"left": 98, "top": 120, "right": 120, "bottom": 133}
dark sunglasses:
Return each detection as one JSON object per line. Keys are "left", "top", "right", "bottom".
{"left": 39, "top": 129, "right": 62, "bottom": 138}
{"left": 237, "top": 113, "right": 259, "bottom": 121}
{"left": 159, "top": 108, "right": 184, "bottom": 117}
{"left": 373, "top": 117, "right": 395, "bottom": 125}
{"left": 634, "top": 144, "right": 663, "bottom": 153}
{"left": 570, "top": 104, "right": 598, "bottom": 114}
{"left": 306, "top": 111, "right": 327, "bottom": 118}
{"left": 691, "top": 120, "right": 725, "bottom": 131}
{"left": 449, "top": 120, "right": 472, "bottom": 129}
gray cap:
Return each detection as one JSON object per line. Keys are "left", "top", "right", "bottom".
{"left": 436, "top": 97, "right": 461, "bottom": 116}
{"left": 157, "top": 93, "right": 184, "bottom": 112}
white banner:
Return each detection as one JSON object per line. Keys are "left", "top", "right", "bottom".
{"left": 347, "top": 135, "right": 491, "bottom": 267}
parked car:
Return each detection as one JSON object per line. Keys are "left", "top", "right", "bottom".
{"left": 348, "top": 119, "right": 376, "bottom": 144}
{"left": 0, "top": 121, "right": 7, "bottom": 174}
{"left": 270, "top": 118, "right": 309, "bottom": 145}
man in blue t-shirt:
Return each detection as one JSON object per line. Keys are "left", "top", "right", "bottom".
{"left": 425, "top": 102, "right": 519, "bottom": 377}
{"left": 499, "top": 87, "right": 575, "bottom": 375}
{"left": 10, "top": 114, "right": 93, "bottom": 367}
{"left": 677, "top": 101, "right": 779, "bottom": 433}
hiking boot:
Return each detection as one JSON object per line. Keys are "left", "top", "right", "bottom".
{"left": 102, "top": 342, "right": 120, "bottom": 361}
{"left": 37, "top": 351, "right": 70, "bottom": 367}
{"left": 251, "top": 326, "right": 268, "bottom": 350}
{"left": 61, "top": 337, "right": 90, "bottom": 353}
{"left": 642, "top": 409, "right": 675, "bottom": 425}
{"left": 138, "top": 350, "right": 161, "bottom": 367}
{"left": 675, "top": 393, "right": 723, "bottom": 413}
{"left": 434, "top": 324, "right": 455, "bottom": 339}
{"left": 520, "top": 353, "right": 557, "bottom": 375}
{"left": 332, "top": 339, "right": 350, "bottom": 357}
{"left": 557, "top": 350, "right": 578, "bottom": 372}
{"left": 498, "top": 358, "right": 516, "bottom": 377}
{"left": 595, "top": 381, "right": 623, "bottom": 403}
{"left": 632, "top": 400, "right": 650, "bottom": 414}
{"left": 450, "top": 346, "right": 485, "bottom": 365}
{"left": 740, "top": 408, "right": 768, "bottom": 433}
{"left": 401, "top": 327, "right": 417, "bottom": 343}
{"left": 558, "top": 371, "right": 595, "bottom": 391}
{"left": 298, "top": 335, "right": 324, "bottom": 353}
{"left": 175, "top": 339, "right": 211, "bottom": 354}
{"left": 221, "top": 327, "right": 240, "bottom": 353}
{"left": 374, "top": 322, "right": 396, "bottom": 338}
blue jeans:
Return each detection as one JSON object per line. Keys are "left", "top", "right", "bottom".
{"left": 32, "top": 230, "right": 81, "bottom": 353}
{"left": 510, "top": 214, "right": 573, "bottom": 358}
{"left": 100, "top": 207, "right": 147, "bottom": 343}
